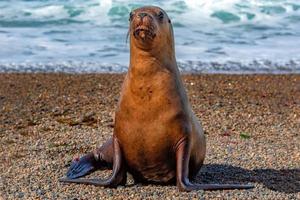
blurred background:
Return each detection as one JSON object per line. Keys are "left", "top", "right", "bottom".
{"left": 0, "top": 0, "right": 300, "bottom": 73}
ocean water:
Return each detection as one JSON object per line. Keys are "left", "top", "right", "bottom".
{"left": 0, "top": 0, "right": 300, "bottom": 73}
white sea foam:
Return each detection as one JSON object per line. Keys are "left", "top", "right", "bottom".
{"left": 25, "top": 5, "right": 68, "bottom": 19}
{"left": 75, "top": 0, "right": 112, "bottom": 24}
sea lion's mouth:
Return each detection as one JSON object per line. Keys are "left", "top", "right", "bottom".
{"left": 133, "top": 25, "right": 156, "bottom": 41}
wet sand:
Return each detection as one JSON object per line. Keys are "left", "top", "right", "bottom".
{"left": 0, "top": 73, "right": 299, "bottom": 199}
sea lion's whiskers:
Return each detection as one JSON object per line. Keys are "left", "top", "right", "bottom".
{"left": 126, "top": 29, "right": 130, "bottom": 44}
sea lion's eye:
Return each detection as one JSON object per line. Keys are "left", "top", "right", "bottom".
{"left": 158, "top": 11, "right": 164, "bottom": 20}
{"left": 129, "top": 12, "right": 133, "bottom": 21}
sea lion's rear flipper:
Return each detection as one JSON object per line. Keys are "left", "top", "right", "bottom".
{"left": 175, "top": 138, "right": 254, "bottom": 191}
{"left": 65, "top": 138, "right": 114, "bottom": 179}
{"left": 66, "top": 153, "right": 97, "bottom": 179}
{"left": 59, "top": 137, "right": 126, "bottom": 187}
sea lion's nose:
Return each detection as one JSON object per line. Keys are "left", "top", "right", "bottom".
{"left": 138, "top": 12, "right": 148, "bottom": 20}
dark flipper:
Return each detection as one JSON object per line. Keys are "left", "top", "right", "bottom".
{"left": 65, "top": 138, "right": 114, "bottom": 179}
{"left": 66, "top": 153, "right": 97, "bottom": 179}
{"left": 60, "top": 137, "right": 126, "bottom": 187}
{"left": 175, "top": 138, "right": 254, "bottom": 191}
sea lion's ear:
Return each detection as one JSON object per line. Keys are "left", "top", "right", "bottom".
{"left": 168, "top": 19, "right": 171, "bottom": 23}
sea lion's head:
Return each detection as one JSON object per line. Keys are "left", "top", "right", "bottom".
{"left": 129, "top": 6, "right": 174, "bottom": 52}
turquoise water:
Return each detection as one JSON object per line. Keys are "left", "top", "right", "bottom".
{"left": 0, "top": 0, "right": 300, "bottom": 73}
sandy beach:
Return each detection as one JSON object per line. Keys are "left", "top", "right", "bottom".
{"left": 0, "top": 73, "right": 299, "bottom": 199}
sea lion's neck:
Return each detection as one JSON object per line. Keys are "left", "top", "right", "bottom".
{"left": 129, "top": 45, "right": 178, "bottom": 77}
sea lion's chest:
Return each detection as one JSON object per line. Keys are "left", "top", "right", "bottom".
{"left": 114, "top": 75, "right": 188, "bottom": 182}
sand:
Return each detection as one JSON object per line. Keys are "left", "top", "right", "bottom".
{"left": 0, "top": 73, "right": 299, "bottom": 199}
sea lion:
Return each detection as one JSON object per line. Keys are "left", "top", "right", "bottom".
{"left": 59, "top": 6, "right": 253, "bottom": 191}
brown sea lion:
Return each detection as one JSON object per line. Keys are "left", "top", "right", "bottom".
{"left": 59, "top": 6, "right": 253, "bottom": 191}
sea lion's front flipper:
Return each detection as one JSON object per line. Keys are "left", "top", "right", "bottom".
{"left": 66, "top": 153, "right": 97, "bottom": 179}
{"left": 59, "top": 137, "right": 126, "bottom": 187}
{"left": 175, "top": 138, "right": 254, "bottom": 191}
{"left": 66, "top": 138, "right": 114, "bottom": 179}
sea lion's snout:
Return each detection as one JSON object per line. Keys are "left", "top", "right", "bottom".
{"left": 130, "top": 10, "right": 157, "bottom": 42}
{"left": 134, "top": 25, "right": 156, "bottom": 41}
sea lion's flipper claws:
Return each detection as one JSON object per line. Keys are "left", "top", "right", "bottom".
{"left": 175, "top": 139, "right": 254, "bottom": 191}
{"left": 60, "top": 137, "right": 126, "bottom": 187}
{"left": 66, "top": 153, "right": 96, "bottom": 179}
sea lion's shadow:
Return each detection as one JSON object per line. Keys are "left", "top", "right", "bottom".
{"left": 194, "top": 164, "right": 299, "bottom": 194}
